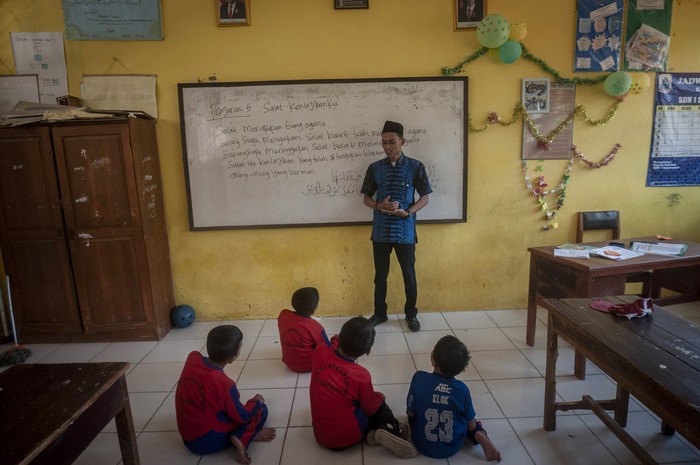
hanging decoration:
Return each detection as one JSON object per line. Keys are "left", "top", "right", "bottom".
{"left": 469, "top": 100, "right": 621, "bottom": 136}
{"left": 441, "top": 14, "right": 646, "bottom": 99}
{"left": 521, "top": 144, "right": 623, "bottom": 231}
{"left": 522, "top": 157, "right": 573, "bottom": 231}
{"left": 572, "top": 143, "right": 622, "bottom": 168}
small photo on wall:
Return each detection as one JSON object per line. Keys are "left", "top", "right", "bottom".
{"left": 455, "top": 0, "right": 487, "bottom": 30}
{"left": 218, "top": 0, "right": 250, "bottom": 26}
{"left": 522, "top": 78, "right": 550, "bottom": 113}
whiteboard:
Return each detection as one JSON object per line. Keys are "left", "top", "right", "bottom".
{"left": 178, "top": 77, "right": 468, "bottom": 230}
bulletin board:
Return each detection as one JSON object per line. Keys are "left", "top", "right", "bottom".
{"left": 178, "top": 77, "right": 468, "bottom": 230}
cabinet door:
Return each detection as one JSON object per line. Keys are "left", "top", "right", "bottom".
{"left": 0, "top": 127, "right": 82, "bottom": 335}
{"left": 51, "top": 123, "right": 155, "bottom": 334}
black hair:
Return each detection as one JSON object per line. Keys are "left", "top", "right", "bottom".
{"left": 291, "top": 287, "right": 320, "bottom": 317}
{"left": 338, "top": 316, "right": 375, "bottom": 358}
{"left": 206, "top": 325, "right": 243, "bottom": 363}
{"left": 433, "top": 335, "right": 471, "bottom": 377}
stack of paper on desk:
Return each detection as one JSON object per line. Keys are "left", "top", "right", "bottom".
{"left": 630, "top": 242, "right": 687, "bottom": 257}
{"left": 589, "top": 246, "right": 645, "bottom": 261}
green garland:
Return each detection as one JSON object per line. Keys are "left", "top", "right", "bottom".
{"left": 442, "top": 43, "right": 609, "bottom": 85}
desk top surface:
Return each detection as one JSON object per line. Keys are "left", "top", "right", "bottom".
{"left": 0, "top": 362, "right": 129, "bottom": 464}
{"left": 544, "top": 296, "right": 700, "bottom": 411}
{"left": 529, "top": 236, "right": 700, "bottom": 273}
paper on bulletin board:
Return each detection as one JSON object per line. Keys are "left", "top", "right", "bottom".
{"left": 0, "top": 75, "right": 40, "bottom": 114}
{"left": 624, "top": 0, "right": 673, "bottom": 71}
{"left": 522, "top": 83, "right": 576, "bottom": 160}
{"left": 62, "top": 0, "right": 163, "bottom": 41}
{"left": 574, "top": 0, "right": 624, "bottom": 72}
{"left": 10, "top": 32, "right": 69, "bottom": 104}
{"left": 81, "top": 75, "right": 158, "bottom": 119}
{"left": 646, "top": 73, "right": 700, "bottom": 187}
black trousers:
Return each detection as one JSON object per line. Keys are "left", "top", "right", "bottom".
{"left": 372, "top": 241, "right": 418, "bottom": 319}
{"left": 328, "top": 401, "right": 399, "bottom": 451}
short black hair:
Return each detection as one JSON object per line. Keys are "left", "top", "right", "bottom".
{"left": 207, "top": 325, "right": 243, "bottom": 363}
{"left": 291, "top": 287, "right": 320, "bottom": 317}
{"left": 338, "top": 316, "right": 375, "bottom": 358}
{"left": 433, "top": 335, "right": 471, "bottom": 377}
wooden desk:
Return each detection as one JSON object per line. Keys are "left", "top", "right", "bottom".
{"left": 543, "top": 296, "right": 700, "bottom": 465}
{"left": 0, "top": 362, "right": 139, "bottom": 465}
{"left": 527, "top": 236, "right": 700, "bottom": 353}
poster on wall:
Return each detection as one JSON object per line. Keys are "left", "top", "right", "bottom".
{"left": 522, "top": 83, "right": 576, "bottom": 160}
{"left": 646, "top": 73, "right": 700, "bottom": 187}
{"left": 61, "top": 0, "right": 163, "bottom": 40}
{"left": 574, "top": 0, "right": 624, "bottom": 72}
{"left": 624, "top": 0, "right": 672, "bottom": 71}
{"left": 10, "top": 32, "right": 69, "bottom": 104}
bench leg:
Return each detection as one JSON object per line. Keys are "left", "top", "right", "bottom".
{"left": 115, "top": 377, "right": 141, "bottom": 465}
{"left": 543, "top": 317, "right": 558, "bottom": 431}
{"left": 614, "top": 385, "right": 629, "bottom": 427}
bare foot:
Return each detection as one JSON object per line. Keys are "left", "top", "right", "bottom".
{"left": 475, "top": 430, "right": 502, "bottom": 462}
{"left": 229, "top": 435, "right": 251, "bottom": 465}
{"left": 252, "top": 427, "right": 276, "bottom": 442}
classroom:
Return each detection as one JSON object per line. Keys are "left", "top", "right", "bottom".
{"left": 0, "top": 1, "right": 699, "bottom": 464}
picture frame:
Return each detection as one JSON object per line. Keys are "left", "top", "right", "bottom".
{"left": 455, "top": 0, "right": 486, "bottom": 30}
{"left": 334, "top": 0, "right": 369, "bottom": 10}
{"left": 217, "top": 0, "right": 250, "bottom": 27}
{"left": 522, "top": 78, "right": 550, "bottom": 114}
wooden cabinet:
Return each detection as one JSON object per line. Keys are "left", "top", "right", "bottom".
{"left": 0, "top": 118, "right": 175, "bottom": 342}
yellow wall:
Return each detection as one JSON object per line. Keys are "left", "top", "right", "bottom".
{"left": 1, "top": 0, "right": 699, "bottom": 320}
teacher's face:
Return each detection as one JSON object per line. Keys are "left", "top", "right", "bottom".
{"left": 381, "top": 132, "right": 405, "bottom": 161}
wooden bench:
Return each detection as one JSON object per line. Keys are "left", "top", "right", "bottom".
{"left": 0, "top": 362, "right": 139, "bottom": 465}
{"left": 542, "top": 296, "right": 700, "bottom": 465}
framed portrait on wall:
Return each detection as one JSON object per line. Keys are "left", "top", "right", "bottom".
{"left": 455, "top": 0, "right": 486, "bottom": 30}
{"left": 218, "top": 0, "right": 250, "bottom": 26}
{"left": 334, "top": 0, "right": 369, "bottom": 9}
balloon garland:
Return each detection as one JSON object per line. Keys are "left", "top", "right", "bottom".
{"left": 450, "top": 13, "right": 641, "bottom": 230}
{"left": 442, "top": 14, "right": 646, "bottom": 98}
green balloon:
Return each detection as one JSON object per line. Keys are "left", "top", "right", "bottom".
{"left": 499, "top": 40, "right": 522, "bottom": 64}
{"left": 604, "top": 71, "right": 632, "bottom": 97}
{"left": 477, "top": 14, "right": 511, "bottom": 49}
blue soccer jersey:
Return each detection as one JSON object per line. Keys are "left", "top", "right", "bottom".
{"left": 406, "top": 370, "right": 476, "bottom": 458}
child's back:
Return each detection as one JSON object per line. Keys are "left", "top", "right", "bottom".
{"left": 310, "top": 333, "right": 384, "bottom": 448}
{"left": 407, "top": 335, "right": 501, "bottom": 461}
{"left": 278, "top": 287, "right": 329, "bottom": 372}
{"left": 407, "top": 370, "right": 473, "bottom": 458}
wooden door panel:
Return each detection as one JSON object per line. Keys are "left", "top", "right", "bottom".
{"left": 8, "top": 238, "right": 82, "bottom": 332}
{"left": 55, "top": 131, "right": 133, "bottom": 229}
{"left": 0, "top": 129, "right": 61, "bottom": 232}
{"left": 74, "top": 236, "right": 152, "bottom": 331}
{"left": 0, "top": 127, "right": 82, "bottom": 335}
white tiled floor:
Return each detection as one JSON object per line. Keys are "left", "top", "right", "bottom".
{"left": 2, "top": 303, "right": 700, "bottom": 465}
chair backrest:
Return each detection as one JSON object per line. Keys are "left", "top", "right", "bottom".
{"left": 576, "top": 210, "right": 621, "bottom": 243}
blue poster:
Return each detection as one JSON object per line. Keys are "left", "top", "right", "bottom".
{"left": 646, "top": 73, "right": 700, "bottom": 187}
{"left": 574, "top": 0, "right": 624, "bottom": 72}
{"left": 62, "top": 0, "right": 163, "bottom": 41}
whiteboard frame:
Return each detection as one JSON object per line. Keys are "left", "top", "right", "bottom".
{"left": 178, "top": 77, "right": 468, "bottom": 230}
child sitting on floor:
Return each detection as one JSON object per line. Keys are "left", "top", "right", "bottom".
{"left": 175, "top": 325, "right": 276, "bottom": 464}
{"left": 277, "top": 286, "right": 330, "bottom": 372}
{"left": 407, "top": 335, "right": 501, "bottom": 461}
{"left": 310, "top": 316, "right": 417, "bottom": 458}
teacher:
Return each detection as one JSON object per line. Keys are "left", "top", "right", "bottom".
{"left": 360, "top": 120, "right": 433, "bottom": 332}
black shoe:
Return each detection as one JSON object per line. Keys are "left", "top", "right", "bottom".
{"left": 368, "top": 315, "right": 388, "bottom": 327}
{"left": 405, "top": 316, "right": 420, "bottom": 332}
